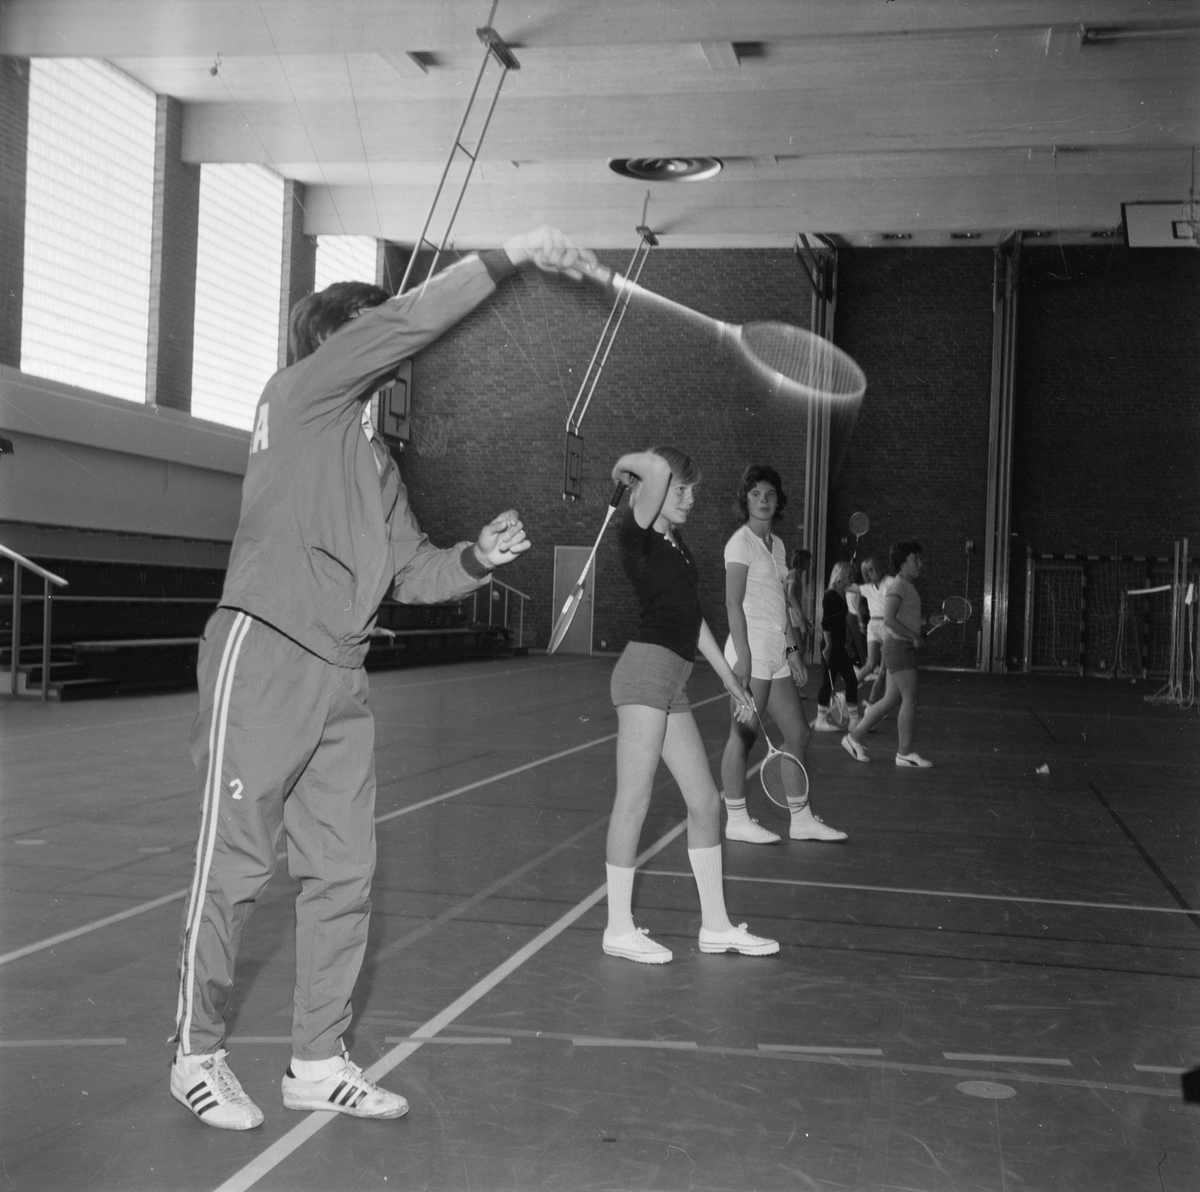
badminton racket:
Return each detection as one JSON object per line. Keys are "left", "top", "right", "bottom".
{"left": 925, "top": 595, "right": 973, "bottom": 636}
{"left": 548, "top": 481, "right": 627, "bottom": 654}
{"left": 848, "top": 511, "right": 869, "bottom": 563}
{"left": 751, "top": 705, "right": 810, "bottom": 821}
{"left": 580, "top": 264, "right": 866, "bottom": 402}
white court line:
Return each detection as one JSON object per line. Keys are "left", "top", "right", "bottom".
{"left": 211, "top": 819, "right": 689, "bottom": 1192}
{"left": 0, "top": 889, "right": 188, "bottom": 967}
{"left": 0, "top": 1038, "right": 127, "bottom": 1047}
{"left": 384, "top": 1036, "right": 511, "bottom": 1045}
{"left": 943, "top": 1052, "right": 1072, "bottom": 1067}
{"left": 1133, "top": 1064, "right": 1187, "bottom": 1074}
{"left": 760, "top": 1044, "right": 884, "bottom": 1056}
{"left": 373, "top": 691, "right": 726, "bottom": 825}
{"left": 639, "top": 869, "right": 1199, "bottom": 917}
{"left": 573, "top": 1037, "right": 698, "bottom": 1050}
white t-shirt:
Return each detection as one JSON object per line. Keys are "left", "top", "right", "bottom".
{"left": 724, "top": 525, "right": 789, "bottom": 634}
{"left": 860, "top": 578, "right": 891, "bottom": 619}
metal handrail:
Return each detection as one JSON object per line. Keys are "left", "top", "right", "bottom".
{"left": 1, "top": 543, "right": 69, "bottom": 700}
{"left": 470, "top": 574, "right": 530, "bottom": 649}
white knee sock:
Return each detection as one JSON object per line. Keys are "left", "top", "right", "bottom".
{"left": 687, "top": 845, "right": 733, "bottom": 933}
{"left": 605, "top": 863, "right": 636, "bottom": 936}
{"left": 724, "top": 796, "right": 750, "bottom": 823}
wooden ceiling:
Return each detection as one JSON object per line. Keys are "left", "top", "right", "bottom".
{"left": 3, "top": 1, "right": 1198, "bottom": 248}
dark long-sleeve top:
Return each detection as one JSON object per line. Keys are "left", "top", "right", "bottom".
{"left": 617, "top": 511, "right": 704, "bottom": 662}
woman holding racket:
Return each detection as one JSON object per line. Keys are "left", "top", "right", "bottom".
{"left": 603, "top": 447, "right": 779, "bottom": 964}
{"left": 719, "top": 465, "right": 846, "bottom": 844}
{"left": 813, "top": 562, "right": 863, "bottom": 733}
{"left": 842, "top": 540, "right": 934, "bottom": 767}
{"left": 856, "top": 555, "right": 893, "bottom": 703}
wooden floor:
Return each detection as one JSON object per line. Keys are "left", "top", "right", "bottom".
{"left": 1, "top": 656, "right": 1197, "bottom": 1192}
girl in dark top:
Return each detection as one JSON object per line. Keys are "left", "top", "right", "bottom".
{"left": 603, "top": 447, "right": 779, "bottom": 965}
{"left": 813, "top": 561, "right": 862, "bottom": 732}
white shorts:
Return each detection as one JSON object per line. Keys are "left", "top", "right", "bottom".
{"left": 867, "top": 618, "right": 886, "bottom": 645}
{"left": 724, "top": 630, "right": 790, "bottom": 682}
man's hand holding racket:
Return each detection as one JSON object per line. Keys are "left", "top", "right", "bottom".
{"left": 473, "top": 510, "right": 531, "bottom": 570}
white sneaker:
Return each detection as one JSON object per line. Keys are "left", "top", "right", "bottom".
{"left": 699, "top": 923, "right": 780, "bottom": 956}
{"left": 725, "top": 816, "right": 781, "bottom": 844}
{"left": 602, "top": 926, "right": 672, "bottom": 964}
{"left": 171, "top": 1049, "right": 264, "bottom": 1131}
{"left": 789, "top": 807, "right": 848, "bottom": 842}
{"left": 812, "top": 712, "right": 840, "bottom": 732}
{"left": 895, "top": 751, "right": 933, "bottom": 768}
{"left": 282, "top": 1052, "right": 408, "bottom": 1119}
{"left": 841, "top": 734, "right": 869, "bottom": 763}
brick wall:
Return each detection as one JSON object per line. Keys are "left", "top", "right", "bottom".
{"left": 0, "top": 58, "right": 28, "bottom": 368}
{"left": 829, "top": 249, "right": 997, "bottom": 669}
{"left": 398, "top": 248, "right": 815, "bottom": 652}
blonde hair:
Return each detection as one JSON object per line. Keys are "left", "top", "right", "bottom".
{"left": 649, "top": 445, "right": 701, "bottom": 486}
{"left": 827, "top": 560, "right": 853, "bottom": 590}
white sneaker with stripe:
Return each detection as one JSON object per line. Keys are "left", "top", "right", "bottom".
{"left": 170, "top": 1049, "right": 264, "bottom": 1130}
{"left": 281, "top": 1051, "right": 409, "bottom": 1119}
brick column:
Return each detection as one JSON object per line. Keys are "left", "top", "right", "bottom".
{"left": 145, "top": 95, "right": 200, "bottom": 412}
{"left": 279, "top": 180, "right": 316, "bottom": 368}
{"left": 0, "top": 58, "right": 29, "bottom": 368}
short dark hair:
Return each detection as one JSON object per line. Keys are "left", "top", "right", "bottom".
{"left": 288, "top": 281, "right": 391, "bottom": 363}
{"left": 791, "top": 548, "right": 811, "bottom": 571}
{"left": 890, "top": 538, "right": 923, "bottom": 573}
{"left": 735, "top": 464, "right": 788, "bottom": 523}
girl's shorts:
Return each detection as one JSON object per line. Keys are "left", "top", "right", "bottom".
{"left": 723, "top": 630, "right": 789, "bottom": 681}
{"left": 882, "top": 636, "right": 920, "bottom": 673}
{"left": 611, "top": 641, "right": 693, "bottom": 713}
{"left": 866, "top": 618, "right": 886, "bottom": 645}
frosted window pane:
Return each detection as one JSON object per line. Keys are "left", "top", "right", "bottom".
{"left": 21, "top": 59, "right": 156, "bottom": 402}
{"left": 315, "top": 235, "right": 379, "bottom": 290}
{"left": 191, "top": 164, "right": 284, "bottom": 430}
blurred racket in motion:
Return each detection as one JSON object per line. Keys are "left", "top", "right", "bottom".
{"left": 751, "top": 705, "right": 810, "bottom": 822}
{"left": 548, "top": 481, "right": 627, "bottom": 654}
{"left": 925, "top": 595, "right": 973, "bottom": 636}
{"left": 580, "top": 263, "right": 866, "bottom": 403}
{"left": 848, "top": 511, "right": 869, "bottom": 563}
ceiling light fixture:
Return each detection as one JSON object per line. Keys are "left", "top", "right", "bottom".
{"left": 608, "top": 158, "right": 723, "bottom": 182}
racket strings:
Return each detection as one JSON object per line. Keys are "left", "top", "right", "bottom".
{"left": 761, "top": 752, "right": 809, "bottom": 812}
{"left": 943, "top": 596, "right": 972, "bottom": 622}
{"left": 741, "top": 323, "right": 866, "bottom": 402}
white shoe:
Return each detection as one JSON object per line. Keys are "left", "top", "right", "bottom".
{"left": 698, "top": 923, "right": 780, "bottom": 956}
{"left": 282, "top": 1052, "right": 408, "bottom": 1119}
{"left": 603, "top": 926, "right": 672, "bottom": 964}
{"left": 812, "top": 712, "right": 839, "bottom": 732}
{"left": 789, "top": 807, "right": 848, "bottom": 842}
{"left": 895, "top": 751, "right": 933, "bottom": 768}
{"left": 725, "top": 816, "right": 781, "bottom": 844}
{"left": 841, "top": 734, "right": 869, "bottom": 763}
{"left": 171, "top": 1049, "right": 264, "bottom": 1131}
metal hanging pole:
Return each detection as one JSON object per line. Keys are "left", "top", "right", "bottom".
{"left": 398, "top": 3, "right": 520, "bottom": 295}
{"left": 562, "top": 203, "right": 658, "bottom": 500}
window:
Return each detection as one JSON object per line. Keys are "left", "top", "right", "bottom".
{"left": 190, "top": 164, "right": 284, "bottom": 429}
{"left": 22, "top": 59, "right": 156, "bottom": 401}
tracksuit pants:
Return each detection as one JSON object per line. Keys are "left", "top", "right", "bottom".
{"left": 174, "top": 608, "right": 376, "bottom": 1060}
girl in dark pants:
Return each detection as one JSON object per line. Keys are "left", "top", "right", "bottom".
{"left": 813, "top": 561, "right": 861, "bottom": 732}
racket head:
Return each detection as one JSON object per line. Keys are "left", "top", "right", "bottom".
{"left": 547, "top": 588, "right": 583, "bottom": 654}
{"left": 942, "top": 595, "right": 973, "bottom": 623}
{"left": 739, "top": 322, "right": 867, "bottom": 402}
{"left": 849, "top": 511, "right": 870, "bottom": 538}
{"left": 760, "top": 749, "right": 810, "bottom": 817}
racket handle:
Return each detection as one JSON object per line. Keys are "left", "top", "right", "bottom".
{"left": 609, "top": 480, "right": 628, "bottom": 507}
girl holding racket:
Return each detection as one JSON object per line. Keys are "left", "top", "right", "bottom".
{"left": 719, "top": 465, "right": 846, "bottom": 844}
{"left": 603, "top": 447, "right": 779, "bottom": 964}
{"left": 855, "top": 555, "right": 892, "bottom": 703}
{"left": 842, "top": 540, "right": 934, "bottom": 767}
{"left": 813, "top": 562, "right": 863, "bottom": 732}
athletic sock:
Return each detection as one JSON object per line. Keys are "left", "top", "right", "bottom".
{"left": 605, "top": 863, "right": 637, "bottom": 936}
{"left": 687, "top": 845, "right": 733, "bottom": 934}
{"left": 724, "top": 797, "right": 751, "bottom": 824}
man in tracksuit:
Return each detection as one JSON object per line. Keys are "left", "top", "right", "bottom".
{"left": 170, "top": 227, "right": 595, "bottom": 1129}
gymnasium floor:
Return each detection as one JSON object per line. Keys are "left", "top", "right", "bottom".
{"left": 1, "top": 656, "right": 1197, "bottom": 1192}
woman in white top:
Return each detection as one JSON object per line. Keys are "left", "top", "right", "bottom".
{"left": 841, "top": 539, "right": 935, "bottom": 767}
{"left": 854, "top": 555, "right": 892, "bottom": 703}
{"left": 719, "top": 466, "right": 846, "bottom": 843}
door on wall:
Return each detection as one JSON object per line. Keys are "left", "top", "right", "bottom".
{"left": 551, "top": 546, "right": 596, "bottom": 654}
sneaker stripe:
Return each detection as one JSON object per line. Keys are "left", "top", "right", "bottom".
{"left": 175, "top": 612, "right": 252, "bottom": 1053}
